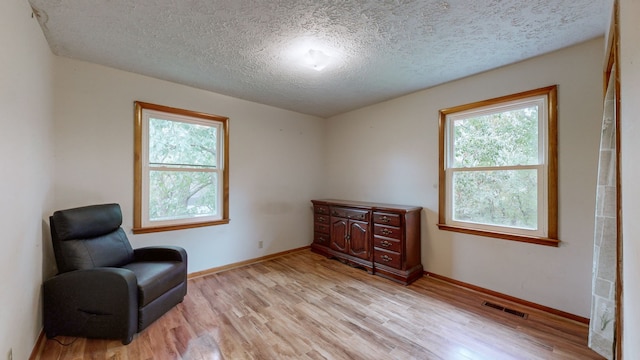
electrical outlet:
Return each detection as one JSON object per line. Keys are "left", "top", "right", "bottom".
{"left": 8, "top": 348, "right": 12, "bottom": 360}
{"left": 258, "top": 240, "right": 263, "bottom": 249}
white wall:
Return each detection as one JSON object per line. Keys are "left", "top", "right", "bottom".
{"left": 51, "top": 57, "right": 326, "bottom": 274}
{"left": 0, "top": 0, "right": 55, "bottom": 359}
{"left": 326, "top": 38, "right": 604, "bottom": 318}
{"left": 620, "top": 0, "right": 640, "bottom": 356}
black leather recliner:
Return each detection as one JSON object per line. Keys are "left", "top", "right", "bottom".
{"left": 43, "top": 203, "right": 187, "bottom": 344}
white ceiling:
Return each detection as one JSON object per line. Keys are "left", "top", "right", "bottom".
{"left": 28, "top": 0, "right": 610, "bottom": 118}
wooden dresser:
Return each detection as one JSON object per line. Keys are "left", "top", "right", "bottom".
{"left": 311, "top": 199, "right": 423, "bottom": 285}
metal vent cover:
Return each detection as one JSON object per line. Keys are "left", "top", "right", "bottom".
{"left": 482, "top": 301, "right": 529, "bottom": 319}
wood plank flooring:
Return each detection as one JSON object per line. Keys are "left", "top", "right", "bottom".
{"left": 35, "top": 250, "right": 604, "bottom": 360}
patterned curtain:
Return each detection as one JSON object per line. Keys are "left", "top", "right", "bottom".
{"left": 589, "top": 69, "right": 616, "bottom": 359}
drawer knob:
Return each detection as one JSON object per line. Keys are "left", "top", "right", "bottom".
{"left": 380, "top": 216, "right": 390, "bottom": 223}
{"left": 380, "top": 240, "right": 392, "bottom": 248}
{"left": 318, "top": 216, "right": 326, "bottom": 222}
{"left": 381, "top": 255, "right": 392, "bottom": 262}
{"left": 381, "top": 228, "right": 392, "bottom": 235}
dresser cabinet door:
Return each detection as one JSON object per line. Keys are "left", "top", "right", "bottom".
{"left": 330, "top": 217, "right": 348, "bottom": 252}
{"left": 348, "top": 220, "right": 370, "bottom": 260}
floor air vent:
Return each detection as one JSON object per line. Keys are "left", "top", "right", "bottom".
{"left": 482, "top": 301, "right": 528, "bottom": 319}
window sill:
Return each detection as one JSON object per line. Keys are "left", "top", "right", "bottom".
{"left": 133, "top": 219, "right": 230, "bottom": 234}
{"left": 436, "top": 224, "right": 560, "bottom": 247}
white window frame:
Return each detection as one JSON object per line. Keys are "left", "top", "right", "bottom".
{"left": 134, "top": 101, "right": 229, "bottom": 233}
{"left": 438, "top": 86, "right": 558, "bottom": 246}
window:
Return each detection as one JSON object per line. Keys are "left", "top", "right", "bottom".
{"left": 134, "top": 101, "right": 229, "bottom": 233}
{"left": 438, "top": 86, "right": 558, "bottom": 246}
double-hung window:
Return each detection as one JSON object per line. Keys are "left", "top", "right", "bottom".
{"left": 438, "top": 86, "right": 558, "bottom": 246}
{"left": 134, "top": 101, "right": 229, "bottom": 233}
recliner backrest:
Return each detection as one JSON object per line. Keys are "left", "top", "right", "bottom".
{"left": 50, "top": 203, "right": 134, "bottom": 273}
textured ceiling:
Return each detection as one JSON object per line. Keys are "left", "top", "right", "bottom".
{"left": 29, "top": 0, "right": 610, "bottom": 118}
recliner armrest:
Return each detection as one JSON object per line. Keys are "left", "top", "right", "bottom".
{"left": 43, "top": 268, "right": 138, "bottom": 344}
{"left": 133, "top": 246, "right": 187, "bottom": 263}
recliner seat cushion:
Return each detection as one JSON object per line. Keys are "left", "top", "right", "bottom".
{"left": 121, "top": 261, "right": 185, "bottom": 307}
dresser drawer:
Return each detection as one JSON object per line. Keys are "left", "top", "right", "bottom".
{"left": 314, "top": 214, "right": 329, "bottom": 224}
{"left": 314, "top": 205, "right": 330, "bottom": 215}
{"left": 314, "top": 232, "right": 330, "bottom": 246}
{"left": 330, "top": 207, "right": 369, "bottom": 221}
{"left": 373, "top": 212, "right": 401, "bottom": 226}
{"left": 314, "top": 223, "right": 329, "bottom": 233}
{"left": 374, "top": 224, "right": 402, "bottom": 240}
{"left": 374, "top": 249, "right": 402, "bottom": 269}
{"left": 373, "top": 236, "right": 401, "bottom": 253}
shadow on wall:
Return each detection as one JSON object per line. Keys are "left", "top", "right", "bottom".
{"left": 37, "top": 219, "right": 57, "bottom": 336}
{"left": 422, "top": 208, "right": 453, "bottom": 276}
{"left": 42, "top": 219, "right": 57, "bottom": 280}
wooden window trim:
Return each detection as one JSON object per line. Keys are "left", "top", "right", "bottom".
{"left": 437, "top": 86, "right": 558, "bottom": 246}
{"left": 133, "top": 101, "right": 230, "bottom": 234}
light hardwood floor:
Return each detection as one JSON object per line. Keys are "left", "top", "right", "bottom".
{"left": 35, "top": 250, "right": 604, "bottom": 360}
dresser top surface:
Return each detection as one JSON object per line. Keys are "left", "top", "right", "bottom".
{"left": 311, "top": 199, "right": 422, "bottom": 212}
